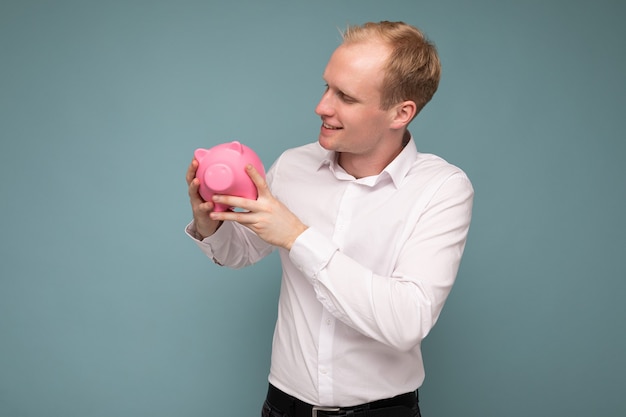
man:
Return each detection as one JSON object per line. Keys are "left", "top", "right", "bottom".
{"left": 186, "top": 21, "right": 473, "bottom": 417}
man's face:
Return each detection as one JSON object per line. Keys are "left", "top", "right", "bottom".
{"left": 315, "top": 41, "right": 396, "bottom": 160}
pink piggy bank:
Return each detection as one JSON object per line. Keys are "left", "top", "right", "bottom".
{"left": 194, "top": 141, "right": 266, "bottom": 212}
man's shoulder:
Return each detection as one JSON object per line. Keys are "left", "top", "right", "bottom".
{"left": 412, "top": 151, "right": 471, "bottom": 184}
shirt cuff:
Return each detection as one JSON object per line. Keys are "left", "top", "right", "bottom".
{"left": 289, "top": 227, "right": 338, "bottom": 281}
{"left": 184, "top": 220, "right": 233, "bottom": 265}
{"left": 185, "top": 220, "right": 205, "bottom": 242}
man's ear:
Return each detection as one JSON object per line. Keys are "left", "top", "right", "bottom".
{"left": 390, "top": 101, "right": 417, "bottom": 129}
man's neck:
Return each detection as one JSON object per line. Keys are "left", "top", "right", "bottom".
{"left": 338, "top": 131, "right": 410, "bottom": 179}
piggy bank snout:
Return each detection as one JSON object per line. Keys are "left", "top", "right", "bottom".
{"left": 204, "top": 163, "right": 235, "bottom": 192}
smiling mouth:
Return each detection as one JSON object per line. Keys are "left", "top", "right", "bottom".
{"left": 322, "top": 122, "right": 342, "bottom": 130}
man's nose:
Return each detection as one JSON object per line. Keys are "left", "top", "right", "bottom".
{"left": 315, "top": 91, "right": 333, "bottom": 116}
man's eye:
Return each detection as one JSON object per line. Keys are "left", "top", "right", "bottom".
{"left": 338, "top": 92, "right": 355, "bottom": 103}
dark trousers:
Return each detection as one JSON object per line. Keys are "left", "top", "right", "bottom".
{"left": 261, "top": 385, "right": 421, "bottom": 417}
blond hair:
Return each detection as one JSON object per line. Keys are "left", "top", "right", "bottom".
{"left": 342, "top": 21, "right": 441, "bottom": 115}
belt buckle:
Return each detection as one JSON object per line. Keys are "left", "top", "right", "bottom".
{"left": 311, "top": 406, "right": 341, "bottom": 417}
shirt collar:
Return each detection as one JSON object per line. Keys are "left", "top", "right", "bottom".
{"left": 317, "top": 133, "right": 417, "bottom": 188}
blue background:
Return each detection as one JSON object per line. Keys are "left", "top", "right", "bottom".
{"left": 1, "top": 1, "right": 625, "bottom": 416}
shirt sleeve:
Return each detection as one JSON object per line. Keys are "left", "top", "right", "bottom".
{"left": 185, "top": 219, "right": 274, "bottom": 269}
{"left": 289, "top": 173, "right": 474, "bottom": 351}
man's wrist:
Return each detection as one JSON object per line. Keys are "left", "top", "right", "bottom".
{"left": 193, "top": 229, "right": 207, "bottom": 241}
{"left": 198, "top": 221, "right": 224, "bottom": 241}
{"left": 285, "top": 224, "right": 309, "bottom": 251}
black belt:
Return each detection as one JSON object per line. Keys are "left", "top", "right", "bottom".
{"left": 266, "top": 384, "right": 418, "bottom": 417}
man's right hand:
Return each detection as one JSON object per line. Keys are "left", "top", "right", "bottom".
{"left": 186, "top": 158, "right": 222, "bottom": 239}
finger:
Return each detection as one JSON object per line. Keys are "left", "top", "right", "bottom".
{"left": 186, "top": 159, "right": 199, "bottom": 186}
{"left": 188, "top": 177, "right": 206, "bottom": 205}
{"left": 196, "top": 199, "right": 215, "bottom": 213}
{"left": 245, "top": 164, "right": 269, "bottom": 195}
{"left": 212, "top": 209, "right": 261, "bottom": 230}
{"left": 212, "top": 194, "right": 254, "bottom": 212}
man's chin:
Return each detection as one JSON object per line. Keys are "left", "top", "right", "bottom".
{"left": 318, "top": 135, "right": 338, "bottom": 151}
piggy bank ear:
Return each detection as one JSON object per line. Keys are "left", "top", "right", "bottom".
{"left": 227, "top": 141, "right": 244, "bottom": 154}
{"left": 194, "top": 148, "right": 209, "bottom": 161}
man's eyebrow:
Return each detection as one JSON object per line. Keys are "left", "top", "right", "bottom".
{"left": 324, "top": 80, "right": 357, "bottom": 98}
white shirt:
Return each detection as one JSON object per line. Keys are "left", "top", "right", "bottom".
{"left": 186, "top": 138, "right": 474, "bottom": 407}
